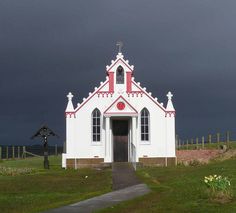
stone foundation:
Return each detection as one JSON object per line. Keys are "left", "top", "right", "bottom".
{"left": 139, "top": 157, "right": 177, "bottom": 166}
{"left": 66, "top": 158, "right": 105, "bottom": 169}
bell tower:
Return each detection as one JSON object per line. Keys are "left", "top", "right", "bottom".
{"left": 106, "top": 42, "right": 134, "bottom": 94}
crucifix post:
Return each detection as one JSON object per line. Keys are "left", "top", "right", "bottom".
{"left": 43, "top": 136, "right": 49, "bottom": 169}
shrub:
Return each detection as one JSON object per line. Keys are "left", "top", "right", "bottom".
{"left": 204, "top": 175, "right": 232, "bottom": 203}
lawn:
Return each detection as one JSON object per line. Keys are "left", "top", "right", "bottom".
{"left": 0, "top": 156, "right": 112, "bottom": 213}
{"left": 98, "top": 158, "right": 236, "bottom": 213}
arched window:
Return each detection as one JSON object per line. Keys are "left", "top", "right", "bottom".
{"left": 141, "top": 108, "right": 149, "bottom": 141}
{"left": 92, "top": 109, "right": 101, "bottom": 142}
{"left": 116, "top": 65, "right": 124, "bottom": 84}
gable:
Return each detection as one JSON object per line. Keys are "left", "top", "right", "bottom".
{"left": 106, "top": 53, "right": 134, "bottom": 74}
{"left": 131, "top": 80, "right": 166, "bottom": 112}
{"left": 104, "top": 95, "right": 138, "bottom": 116}
{"left": 73, "top": 80, "right": 109, "bottom": 113}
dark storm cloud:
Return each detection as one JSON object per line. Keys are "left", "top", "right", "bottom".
{"left": 1, "top": 0, "right": 236, "bottom": 145}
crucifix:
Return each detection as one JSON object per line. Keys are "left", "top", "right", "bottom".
{"left": 116, "top": 41, "right": 123, "bottom": 53}
{"left": 31, "top": 125, "right": 59, "bottom": 169}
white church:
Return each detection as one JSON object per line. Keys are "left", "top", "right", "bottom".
{"left": 62, "top": 48, "right": 176, "bottom": 168}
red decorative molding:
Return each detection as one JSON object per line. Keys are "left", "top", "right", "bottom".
{"left": 74, "top": 80, "right": 108, "bottom": 113}
{"left": 165, "top": 111, "right": 176, "bottom": 117}
{"left": 132, "top": 81, "right": 166, "bottom": 113}
{"left": 117, "top": 102, "right": 125, "bottom": 110}
{"left": 127, "top": 91, "right": 143, "bottom": 97}
{"left": 104, "top": 95, "right": 138, "bottom": 115}
{"left": 97, "top": 92, "right": 113, "bottom": 97}
{"left": 126, "top": 72, "right": 132, "bottom": 93}
{"left": 107, "top": 58, "right": 133, "bottom": 73}
{"left": 108, "top": 72, "right": 114, "bottom": 93}
{"left": 65, "top": 112, "right": 76, "bottom": 118}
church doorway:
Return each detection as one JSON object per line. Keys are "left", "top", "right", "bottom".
{"left": 112, "top": 119, "right": 129, "bottom": 162}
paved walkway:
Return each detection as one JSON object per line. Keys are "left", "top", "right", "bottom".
{"left": 45, "top": 184, "right": 150, "bottom": 213}
{"left": 45, "top": 163, "right": 150, "bottom": 213}
{"left": 112, "top": 162, "right": 141, "bottom": 190}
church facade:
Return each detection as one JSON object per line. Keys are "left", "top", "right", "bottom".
{"left": 62, "top": 51, "right": 176, "bottom": 168}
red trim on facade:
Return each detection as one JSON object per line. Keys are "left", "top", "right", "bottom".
{"left": 127, "top": 91, "right": 143, "bottom": 97}
{"left": 74, "top": 80, "right": 109, "bottom": 113}
{"left": 165, "top": 111, "right": 176, "bottom": 117}
{"left": 126, "top": 72, "right": 132, "bottom": 93}
{"left": 107, "top": 58, "right": 133, "bottom": 73}
{"left": 97, "top": 92, "right": 113, "bottom": 97}
{"left": 108, "top": 72, "right": 114, "bottom": 93}
{"left": 65, "top": 112, "right": 76, "bottom": 118}
{"left": 117, "top": 102, "right": 125, "bottom": 110}
{"left": 132, "top": 81, "right": 167, "bottom": 113}
{"left": 105, "top": 112, "right": 138, "bottom": 115}
{"left": 104, "top": 95, "right": 138, "bottom": 114}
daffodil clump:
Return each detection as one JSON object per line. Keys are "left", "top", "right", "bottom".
{"left": 0, "top": 166, "right": 35, "bottom": 176}
{"left": 204, "top": 175, "right": 231, "bottom": 193}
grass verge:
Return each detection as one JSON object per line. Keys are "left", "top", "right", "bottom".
{"left": 98, "top": 158, "right": 236, "bottom": 213}
{"left": 0, "top": 156, "right": 112, "bottom": 213}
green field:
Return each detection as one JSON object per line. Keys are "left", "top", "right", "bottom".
{"left": 0, "top": 156, "right": 112, "bottom": 213}
{"left": 98, "top": 157, "right": 236, "bottom": 213}
{"left": 1, "top": 154, "right": 236, "bottom": 213}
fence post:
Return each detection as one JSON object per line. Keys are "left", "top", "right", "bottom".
{"left": 186, "top": 139, "right": 189, "bottom": 150}
{"left": 55, "top": 144, "right": 58, "bottom": 156}
{"left": 12, "top": 146, "right": 15, "bottom": 159}
{"left": 22, "top": 146, "right": 26, "bottom": 158}
{"left": 202, "top": 136, "right": 205, "bottom": 149}
{"left": 18, "top": 146, "right": 20, "bottom": 159}
{"left": 191, "top": 138, "right": 193, "bottom": 146}
{"left": 0, "top": 146, "right": 2, "bottom": 160}
{"left": 178, "top": 139, "right": 181, "bottom": 150}
{"left": 196, "top": 137, "right": 199, "bottom": 149}
{"left": 208, "top": 134, "right": 212, "bottom": 144}
{"left": 217, "top": 133, "right": 220, "bottom": 148}
{"left": 226, "top": 131, "right": 230, "bottom": 147}
{"left": 6, "top": 146, "right": 8, "bottom": 159}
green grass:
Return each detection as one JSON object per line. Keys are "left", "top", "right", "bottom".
{"left": 98, "top": 158, "right": 236, "bottom": 213}
{"left": 0, "top": 156, "right": 112, "bottom": 213}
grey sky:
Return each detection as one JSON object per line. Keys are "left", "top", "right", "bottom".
{"left": 1, "top": 0, "right": 236, "bottom": 145}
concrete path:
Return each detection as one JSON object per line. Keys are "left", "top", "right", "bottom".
{"left": 45, "top": 184, "right": 150, "bottom": 213}
{"left": 45, "top": 163, "right": 150, "bottom": 213}
{"left": 112, "top": 162, "right": 141, "bottom": 190}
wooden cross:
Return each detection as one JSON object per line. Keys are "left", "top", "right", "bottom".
{"left": 116, "top": 41, "right": 123, "bottom": 53}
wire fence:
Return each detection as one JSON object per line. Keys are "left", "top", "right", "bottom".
{"left": 176, "top": 131, "right": 236, "bottom": 150}
{"left": 0, "top": 144, "right": 64, "bottom": 160}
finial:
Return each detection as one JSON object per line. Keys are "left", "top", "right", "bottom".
{"left": 167, "top": 91, "right": 173, "bottom": 100}
{"left": 116, "top": 41, "right": 123, "bottom": 53}
{"left": 67, "top": 92, "right": 73, "bottom": 101}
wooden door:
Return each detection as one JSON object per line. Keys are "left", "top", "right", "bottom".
{"left": 113, "top": 120, "right": 128, "bottom": 162}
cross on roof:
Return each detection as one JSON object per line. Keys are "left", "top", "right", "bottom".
{"left": 116, "top": 41, "right": 123, "bottom": 53}
{"left": 167, "top": 91, "right": 173, "bottom": 100}
{"left": 67, "top": 92, "right": 74, "bottom": 101}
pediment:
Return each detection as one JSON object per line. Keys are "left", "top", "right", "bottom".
{"left": 106, "top": 53, "right": 134, "bottom": 74}
{"left": 104, "top": 95, "right": 138, "bottom": 116}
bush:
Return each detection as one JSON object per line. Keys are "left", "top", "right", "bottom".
{"left": 204, "top": 175, "right": 232, "bottom": 203}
